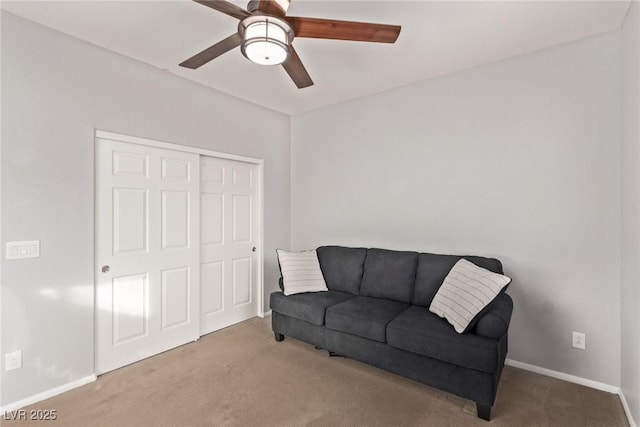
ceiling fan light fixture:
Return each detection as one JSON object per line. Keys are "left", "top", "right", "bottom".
{"left": 239, "top": 16, "right": 293, "bottom": 66}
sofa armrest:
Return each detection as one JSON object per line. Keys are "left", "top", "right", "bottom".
{"left": 472, "top": 293, "right": 513, "bottom": 339}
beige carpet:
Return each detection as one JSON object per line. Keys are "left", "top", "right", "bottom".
{"left": 4, "top": 317, "right": 627, "bottom": 426}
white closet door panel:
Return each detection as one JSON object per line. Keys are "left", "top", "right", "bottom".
{"left": 232, "top": 195, "right": 252, "bottom": 243}
{"left": 232, "top": 257, "right": 251, "bottom": 307}
{"left": 200, "top": 156, "right": 259, "bottom": 335}
{"left": 113, "top": 188, "right": 148, "bottom": 255}
{"left": 161, "top": 157, "right": 190, "bottom": 182}
{"left": 161, "top": 190, "right": 190, "bottom": 250}
{"left": 112, "top": 273, "right": 148, "bottom": 344}
{"left": 161, "top": 266, "right": 190, "bottom": 330}
{"left": 113, "top": 150, "right": 148, "bottom": 177}
{"left": 201, "top": 261, "right": 224, "bottom": 315}
{"left": 201, "top": 193, "right": 224, "bottom": 246}
{"left": 96, "top": 139, "right": 200, "bottom": 374}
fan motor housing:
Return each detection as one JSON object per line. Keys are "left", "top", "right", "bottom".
{"left": 238, "top": 15, "right": 294, "bottom": 65}
{"left": 238, "top": 15, "right": 294, "bottom": 43}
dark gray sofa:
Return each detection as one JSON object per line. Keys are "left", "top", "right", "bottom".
{"left": 270, "top": 246, "right": 514, "bottom": 421}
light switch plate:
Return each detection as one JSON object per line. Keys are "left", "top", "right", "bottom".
{"left": 6, "top": 241, "right": 40, "bottom": 260}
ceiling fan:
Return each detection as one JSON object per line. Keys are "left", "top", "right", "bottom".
{"left": 179, "top": 0, "right": 401, "bottom": 89}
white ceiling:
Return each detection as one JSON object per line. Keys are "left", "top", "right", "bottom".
{"left": 1, "top": 0, "right": 631, "bottom": 115}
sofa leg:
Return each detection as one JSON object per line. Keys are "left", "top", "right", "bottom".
{"left": 476, "top": 403, "right": 491, "bottom": 421}
{"left": 274, "top": 332, "right": 285, "bottom": 342}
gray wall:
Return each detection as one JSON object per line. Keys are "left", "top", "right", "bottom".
{"left": 0, "top": 12, "right": 290, "bottom": 406}
{"left": 621, "top": 0, "right": 640, "bottom": 424}
{"left": 291, "top": 32, "right": 622, "bottom": 386}
{"left": 2, "top": 4, "right": 637, "bottom": 416}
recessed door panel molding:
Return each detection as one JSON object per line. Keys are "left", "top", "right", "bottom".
{"left": 232, "top": 195, "right": 252, "bottom": 243}
{"left": 161, "top": 190, "right": 190, "bottom": 250}
{"left": 161, "top": 157, "right": 191, "bottom": 182}
{"left": 113, "top": 151, "right": 148, "bottom": 178}
{"left": 113, "top": 188, "right": 148, "bottom": 255}
{"left": 201, "top": 164, "right": 224, "bottom": 185}
{"left": 232, "top": 257, "right": 251, "bottom": 307}
{"left": 112, "top": 273, "right": 148, "bottom": 345}
{"left": 201, "top": 193, "right": 224, "bottom": 246}
{"left": 161, "top": 267, "right": 190, "bottom": 330}
{"left": 232, "top": 168, "right": 252, "bottom": 187}
{"left": 201, "top": 261, "right": 224, "bottom": 316}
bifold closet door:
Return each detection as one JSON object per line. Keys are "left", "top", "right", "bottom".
{"left": 96, "top": 139, "right": 200, "bottom": 374}
{"left": 200, "top": 156, "right": 259, "bottom": 335}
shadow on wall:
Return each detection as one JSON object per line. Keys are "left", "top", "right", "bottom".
{"left": 505, "top": 265, "right": 561, "bottom": 363}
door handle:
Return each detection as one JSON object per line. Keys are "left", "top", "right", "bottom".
{"left": 101, "top": 265, "right": 110, "bottom": 273}
{"left": 252, "top": 247, "right": 257, "bottom": 252}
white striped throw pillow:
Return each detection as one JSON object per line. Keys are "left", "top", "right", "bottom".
{"left": 429, "top": 259, "right": 511, "bottom": 334}
{"left": 277, "top": 249, "right": 328, "bottom": 296}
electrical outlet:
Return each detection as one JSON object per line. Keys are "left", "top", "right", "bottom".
{"left": 572, "top": 332, "right": 586, "bottom": 350}
{"left": 5, "top": 350, "right": 22, "bottom": 371}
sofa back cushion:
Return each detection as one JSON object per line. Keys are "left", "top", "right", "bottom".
{"left": 359, "top": 248, "right": 419, "bottom": 303}
{"left": 316, "top": 246, "right": 368, "bottom": 295}
{"left": 412, "top": 253, "right": 503, "bottom": 307}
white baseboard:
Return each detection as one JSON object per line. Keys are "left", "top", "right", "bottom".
{"left": 619, "top": 389, "right": 638, "bottom": 427}
{"left": 505, "top": 358, "right": 619, "bottom": 394}
{"left": 505, "top": 359, "right": 639, "bottom": 425}
{"left": 258, "top": 310, "right": 272, "bottom": 318}
{"left": 0, "top": 374, "right": 97, "bottom": 414}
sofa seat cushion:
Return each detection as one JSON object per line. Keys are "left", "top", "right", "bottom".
{"left": 325, "top": 296, "right": 409, "bottom": 342}
{"left": 386, "top": 306, "right": 498, "bottom": 373}
{"left": 270, "top": 291, "right": 355, "bottom": 326}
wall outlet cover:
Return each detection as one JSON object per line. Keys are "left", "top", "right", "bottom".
{"left": 5, "top": 350, "right": 22, "bottom": 371}
{"left": 572, "top": 331, "right": 586, "bottom": 350}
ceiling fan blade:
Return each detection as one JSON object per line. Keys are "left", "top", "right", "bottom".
{"left": 247, "top": 0, "right": 290, "bottom": 17}
{"left": 193, "top": 0, "right": 251, "bottom": 20}
{"left": 179, "top": 33, "right": 243, "bottom": 69}
{"left": 282, "top": 45, "right": 313, "bottom": 89}
{"left": 286, "top": 17, "right": 401, "bottom": 43}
